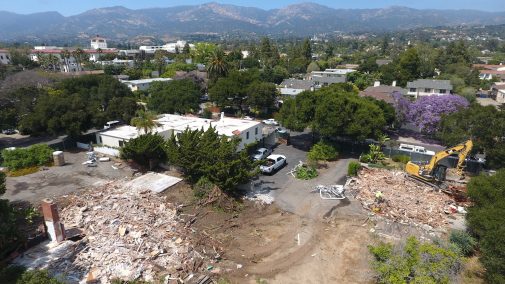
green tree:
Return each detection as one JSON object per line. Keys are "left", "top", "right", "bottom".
{"left": 301, "top": 38, "right": 312, "bottom": 60}
{"left": 16, "top": 269, "right": 64, "bottom": 284}
{"left": 437, "top": 104, "right": 505, "bottom": 169}
{"left": 246, "top": 81, "right": 277, "bottom": 114}
{"left": 165, "top": 127, "right": 257, "bottom": 192}
{"left": 191, "top": 42, "right": 217, "bottom": 64}
{"left": 182, "top": 43, "right": 191, "bottom": 55}
{"left": 306, "top": 61, "right": 320, "bottom": 73}
{"left": 120, "top": 134, "right": 167, "bottom": 169}
{"left": 397, "top": 47, "right": 421, "bottom": 86}
{"left": 466, "top": 170, "right": 505, "bottom": 283}
{"left": 130, "top": 110, "right": 159, "bottom": 134}
{"left": 147, "top": 79, "right": 200, "bottom": 114}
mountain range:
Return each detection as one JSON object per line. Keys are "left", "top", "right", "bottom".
{"left": 2, "top": 2, "right": 505, "bottom": 42}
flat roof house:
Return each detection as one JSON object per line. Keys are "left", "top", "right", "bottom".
{"left": 406, "top": 79, "right": 453, "bottom": 98}
{"left": 308, "top": 69, "right": 356, "bottom": 88}
{"left": 122, "top": 78, "right": 173, "bottom": 92}
{"left": 96, "top": 114, "right": 263, "bottom": 151}
{"left": 278, "top": 79, "right": 315, "bottom": 97}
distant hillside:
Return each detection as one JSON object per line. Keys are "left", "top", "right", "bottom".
{"left": 2, "top": 2, "right": 505, "bottom": 41}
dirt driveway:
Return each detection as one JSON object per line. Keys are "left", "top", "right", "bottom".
{"left": 3, "top": 150, "right": 134, "bottom": 204}
{"left": 215, "top": 132, "right": 373, "bottom": 283}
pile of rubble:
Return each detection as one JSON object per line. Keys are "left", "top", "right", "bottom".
{"left": 51, "top": 180, "right": 205, "bottom": 282}
{"left": 347, "top": 168, "right": 455, "bottom": 228}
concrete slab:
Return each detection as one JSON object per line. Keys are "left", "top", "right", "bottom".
{"left": 125, "top": 172, "right": 182, "bottom": 193}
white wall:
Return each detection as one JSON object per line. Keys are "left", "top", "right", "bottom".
{"left": 0, "top": 52, "right": 10, "bottom": 64}
{"left": 237, "top": 124, "right": 263, "bottom": 150}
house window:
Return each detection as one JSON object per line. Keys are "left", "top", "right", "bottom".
{"left": 0, "top": 56, "right": 3, "bottom": 59}
{"left": 118, "top": 140, "right": 124, "bottom": 147}
{"left": 409, "top": 88, "right": 416, "bottom": 92}
{"left": 424, "top": 88, "right": 432, "bottom": 93}
{"left": 246, "top": 131, "right": 249, "bottom": 140}
{"left": 255, "top": 127, "right": 258, "bottom": 135}
{"left": 440, "top": 89, "right": 446, "bottom": 94}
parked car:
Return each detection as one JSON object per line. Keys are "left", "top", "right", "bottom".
{"left": 260, "top": 154, "right": 287, "bottom": 174}
{"left": 275, "top": 127, "right": 288, "bottom": 134}
{"left": 243, "top": 116, "right": 254, "bottom": 121}
{"left": 251, "top": 148, "right": 272, "bottom": 161}
{"left": 1, "top": 129, "right": 16, "bottom": 135}
{"left": 465, "top": 156, "right": 486, "bottom": 164}
{"left": 398, "top": 143, "right": 435, "bottom": 156}
{"left": 262, "top": 119, "right": 279, "bottom": 126}
{"left": 104, "top": 120, "right": 121, "bottom": 130}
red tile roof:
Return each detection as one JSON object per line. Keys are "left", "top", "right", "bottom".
{"left": 0, "top": 49, "right": 9, "bottom": 53}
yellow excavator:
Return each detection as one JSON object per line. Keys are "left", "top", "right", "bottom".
{"left": 405, "top": 140, "right": 473, "bottom": 186}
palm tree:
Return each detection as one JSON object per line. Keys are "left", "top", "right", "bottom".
{"left": 61, "top": 49, "right": 71, "bottom": 72}
{"left": 130, "top": 110, "right": 160, "bottom": 134}
{"left": 73, "top": 48, "right": 84, "bottom": 71}
{"left": 47, "top": 54, "right": 59, "bottom": 72}
{"left": 207, "top": 49, "right": 229, "bottom": 81}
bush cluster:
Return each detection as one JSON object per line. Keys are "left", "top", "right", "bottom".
{"left": 295, "top": 166, "right": 318, "bottom": 180}
{"left": 369, "top": 236, "right": 463, "bottom": 284}
{"left": 392, "top": 154, "right": 411, "bottom": 164}
{"left": 449, "top": 230, "right": 476, "bottom": 257}
{"left": 1, "top": 144, "right": 53, "bottom": 171}
{"left": 307, "top": 141, "right": 338, "bottom": 162}
{"left": 347, "top": 161, "right": 361, "bottom": 176}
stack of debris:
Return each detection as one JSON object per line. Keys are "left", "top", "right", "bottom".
{"left": 40, "top": 180, "right": 205, "bottom": 282}
{"left": 347, "top": 168, "right": 454, "bottom": 228}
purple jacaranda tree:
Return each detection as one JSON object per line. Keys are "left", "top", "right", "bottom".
{"left": 407, "top": 95, "right": 469, "bottom": 134}
{"left": 392, "top": 91, "right": 411, "bottom": 126}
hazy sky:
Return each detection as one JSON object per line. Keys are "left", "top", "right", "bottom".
{"left": 3, "top": 0, "right": 505, "bottom": 15}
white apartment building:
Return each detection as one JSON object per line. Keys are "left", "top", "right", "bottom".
{"left": 139, "top": 41, "right": 194, "bottom": 54}
{"left": 90, "top": 35, "right": 108, "bottom": 49}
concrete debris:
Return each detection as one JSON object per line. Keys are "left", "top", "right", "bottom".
{"left": 16, "top": 179, "right": 206, "bottom": 283}
{"left": 347, "top": 168, "right": 455, "bottom": 228}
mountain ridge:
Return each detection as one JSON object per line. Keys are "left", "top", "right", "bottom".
{"left": 1, "top": 2, "right": 505, "bottom": 41}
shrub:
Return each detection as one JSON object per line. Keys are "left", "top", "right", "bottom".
{"left": 392, "top": 154, "right": 410, "bottom": 164}
{"left": 295, "top": 166, "right": 318, "bottom": 180}
{"left": 0, "top": 265, "right": 26, "bottom": 284}
{"left": 466, "top": 169, "right": 505, "bottom": 282}
{"left": 16, "top": 269, "right": 63, "bottom": 284}
{"left": 120, "top": 134, "right": 167, "bottom": 169}
{"left": 369, "top": 236, "right": 463, "bottom": 284}
{"left": 0, "top": 171, "right": 5, "bottom": 195}
{"left": 307, "top": 141, "right": 338, "bottom": 162}
{"left": 348, "top": 161, "right": 361, "bottom": 176}
{"left": 1, "top": 144, "right": 53, "bottom": 171}
{"left": 450, "top": 230, "right": 477, "bottom": 257}
{"left": 193, "top": 176, "right": 215, "bottom": 198}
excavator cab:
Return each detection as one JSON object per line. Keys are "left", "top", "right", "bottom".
{"left": 432, "top": 164, "right": 447, "bottom": 182}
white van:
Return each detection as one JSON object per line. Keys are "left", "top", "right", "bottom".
{"left": 398, "top": 143, "right": 435, "bottom": 156}
{"left": 104, "top": 120, "right": 121, "bottom": 130}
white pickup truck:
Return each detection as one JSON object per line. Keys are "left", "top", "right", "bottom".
{"left": 398, "top": 143, "right": 435, "bottom": 156}
{"left": 260, "top": 154, "right": 287, "bottom": 174}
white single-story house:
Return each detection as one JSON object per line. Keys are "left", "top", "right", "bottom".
{"left": 278, "top": 79, "right": 315, "bottom": 97}
{"left": 0, "top": 49, "right": 11, "bottom": 65}
{"left": 122, "top": 78, "right": 173, "bottom": 92}
{"left": 406, "top": 79, "right": 453, "bottom": 98}
{"left": 96, "top": 114, "right": 263, "bottom": 151}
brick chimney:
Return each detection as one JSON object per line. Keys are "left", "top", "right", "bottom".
{"left": 41, "top": 199, "right": 65, "bottom": 242}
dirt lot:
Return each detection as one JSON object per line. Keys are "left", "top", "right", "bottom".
{"left": 3, "top": 150, "right": 134, "bottom": 204}
{"left": 164, "top": 183, "right": 373, "bottom": 284}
